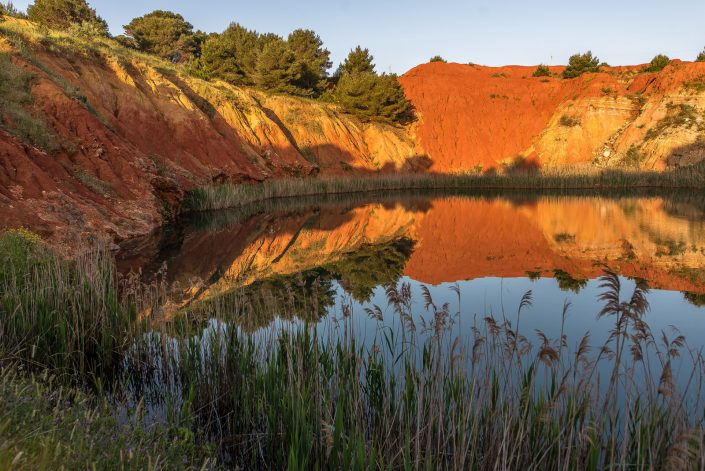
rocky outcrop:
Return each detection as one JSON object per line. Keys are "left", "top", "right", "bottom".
{"left": 0, "top": 20, "right": 419, "bottom": 247}
{"left": 400, "top": 61, "right": 705, "bottom": 171}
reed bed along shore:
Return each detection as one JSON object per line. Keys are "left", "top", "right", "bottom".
{"left": 184, "top": 163, "right": 705, "bottom": 212}
{"left": 3, "top": 229, "right": 705, "bottom": 469}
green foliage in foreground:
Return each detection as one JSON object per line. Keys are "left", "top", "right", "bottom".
{"left": 183, "top": 162, "right": 705, "bottom": 212}
{"left": 2, "top": 230, "right": 705, "bottom": 468}
{"left": 563, "top": 51, "right": 601, "bottom": 78}
{"left": 151, "top": 273, "right": 705, "bottom": 469}
{"left": 0, "top": 368, "right": 215, "bottom": 470}
{"left": 0, "top": 229, "right": 139, "bottom": 377}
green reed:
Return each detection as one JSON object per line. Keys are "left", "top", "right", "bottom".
{"left": 184, "top": 162, "right": 705, "bottom": 212}
{"left": 0, "top": 229, "right": 150, "bottom": 379}
{"left": 140, "top": 273, "right": 705, "bottom": 469}
{"left": 2, "top": 229, "right": 705, "bottom": 469}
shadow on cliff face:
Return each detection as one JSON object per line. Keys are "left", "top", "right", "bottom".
{"left": 666, "top": 139, "right": 705, "bottom": 169}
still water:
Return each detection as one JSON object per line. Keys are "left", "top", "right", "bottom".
{"left": 119, "top": 191, "right": 705, "bottom": 360}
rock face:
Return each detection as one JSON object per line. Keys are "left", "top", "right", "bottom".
{"left": 1, "top": 18, "right": 705, "bottom": 246}
{"left": 0, "top": 21, "right": 419, "bottom": 247}
{"left": 400, "top": 61, "right": 705, "bottom": 171}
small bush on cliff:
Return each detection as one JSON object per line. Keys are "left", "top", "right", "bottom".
{"left": 563, "top": 51, "right": 601, "bottom": 78}
{"left": 27, "top": 0, "right": 107, "bottom": 35}
{"left": 643, "top": 54, "right": 670, "bottom": 72}
{"left": 429, "top": 55, "right": 446, "bottom": 63}
{"left": 532, "top": 64, "right": 551, "bottom": 77}
{"left": 123, "top": 10, "right": 203, "bottom": 63}
{"left": 622, "top": 145, "right": 646, "bottom": 168}
{"left": 697, "top": 48, "right": 705, "bottom": 62}
{"left": 559, "top": 115, "right": 581, "bottom": 127}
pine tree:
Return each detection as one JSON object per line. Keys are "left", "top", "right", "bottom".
{"left": 563, "top": 51, "right": 601, "bottom": 78}
{"left": 254, "top": 39, "right": 303, "bottom": 94}
{"left": 199, "top": 23, "right": 261, "bottom": 85}
{"left": 124, "top": 11, "right": 200, "bottom": 63}
{"left": 27, "top": 0, "right": 107, "bottom": 34}
{"left": 334, "top": 72, "right": 412, "bottom": 124}
{"left": 286, "top": 29, "right": 331, "bottom": 94}
{"left": 374, "top": 73, "right": 413, "bottom": 124}
{"left": 696, "top": 48, "right": 705, "bottom": 62}
{"left": 339, "top": 46, "right": 376, "bottom": 76}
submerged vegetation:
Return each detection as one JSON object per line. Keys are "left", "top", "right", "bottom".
{"left": 184, "top": 163, "right": 705, "bottom": 211}
{"left": 2, "top": 228, "right": 705, "bottom": 468}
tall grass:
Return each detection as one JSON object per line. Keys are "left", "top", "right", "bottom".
{"left": 2, "top": 229, "right": 705, "bottom": 468}
{"left": 135, "top": 272, "right": 705, "bottom": 469}
{"left": 0, "top": 229, "right": 152, "bottom": 379}
{"left": 184, "top": 163, "right": 705, "bottom": 212}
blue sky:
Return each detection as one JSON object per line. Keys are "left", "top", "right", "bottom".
{"left": 11, "top": 0, "right": 705, "bottom": 73}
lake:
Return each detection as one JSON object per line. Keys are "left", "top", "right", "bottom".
{"left": 113, "top": 190, "right": 705, "bottom": 466}
{"left": 119, "top": 191, "right": 705, "bottom": 345}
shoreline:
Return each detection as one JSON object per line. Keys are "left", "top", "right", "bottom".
{"left": 183, "top": 164, "right": 705, "bottom": 212}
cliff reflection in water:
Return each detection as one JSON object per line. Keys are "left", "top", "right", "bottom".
{"left": 118, "top": 193, "right": 705, "bottom": 327}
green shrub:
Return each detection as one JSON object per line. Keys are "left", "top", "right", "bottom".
{"left": 643, "top": 54, "right": 670, "bottom": 72}
{"left": 563, "top": 51, "right": 601, "bottom": 78}
{"left": 559, "top": 115, "right": 581, "bottom": 127}
{"left": 429, "top": 55, "right": 446, "bottom": 63}
{"left": 66, "top": 19, "right": 107, "bottom": 38}
{"left": 27, "top": 0, "right": 107, "bottom": 35}
{"left": 622, "top": 145, "right": 646, "bottom": 168}
{"left": 532, "top": 64, "right": 550, "bottom": 77}
{"left": 123, "top": 10, "right": 201, "bottom": 63}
